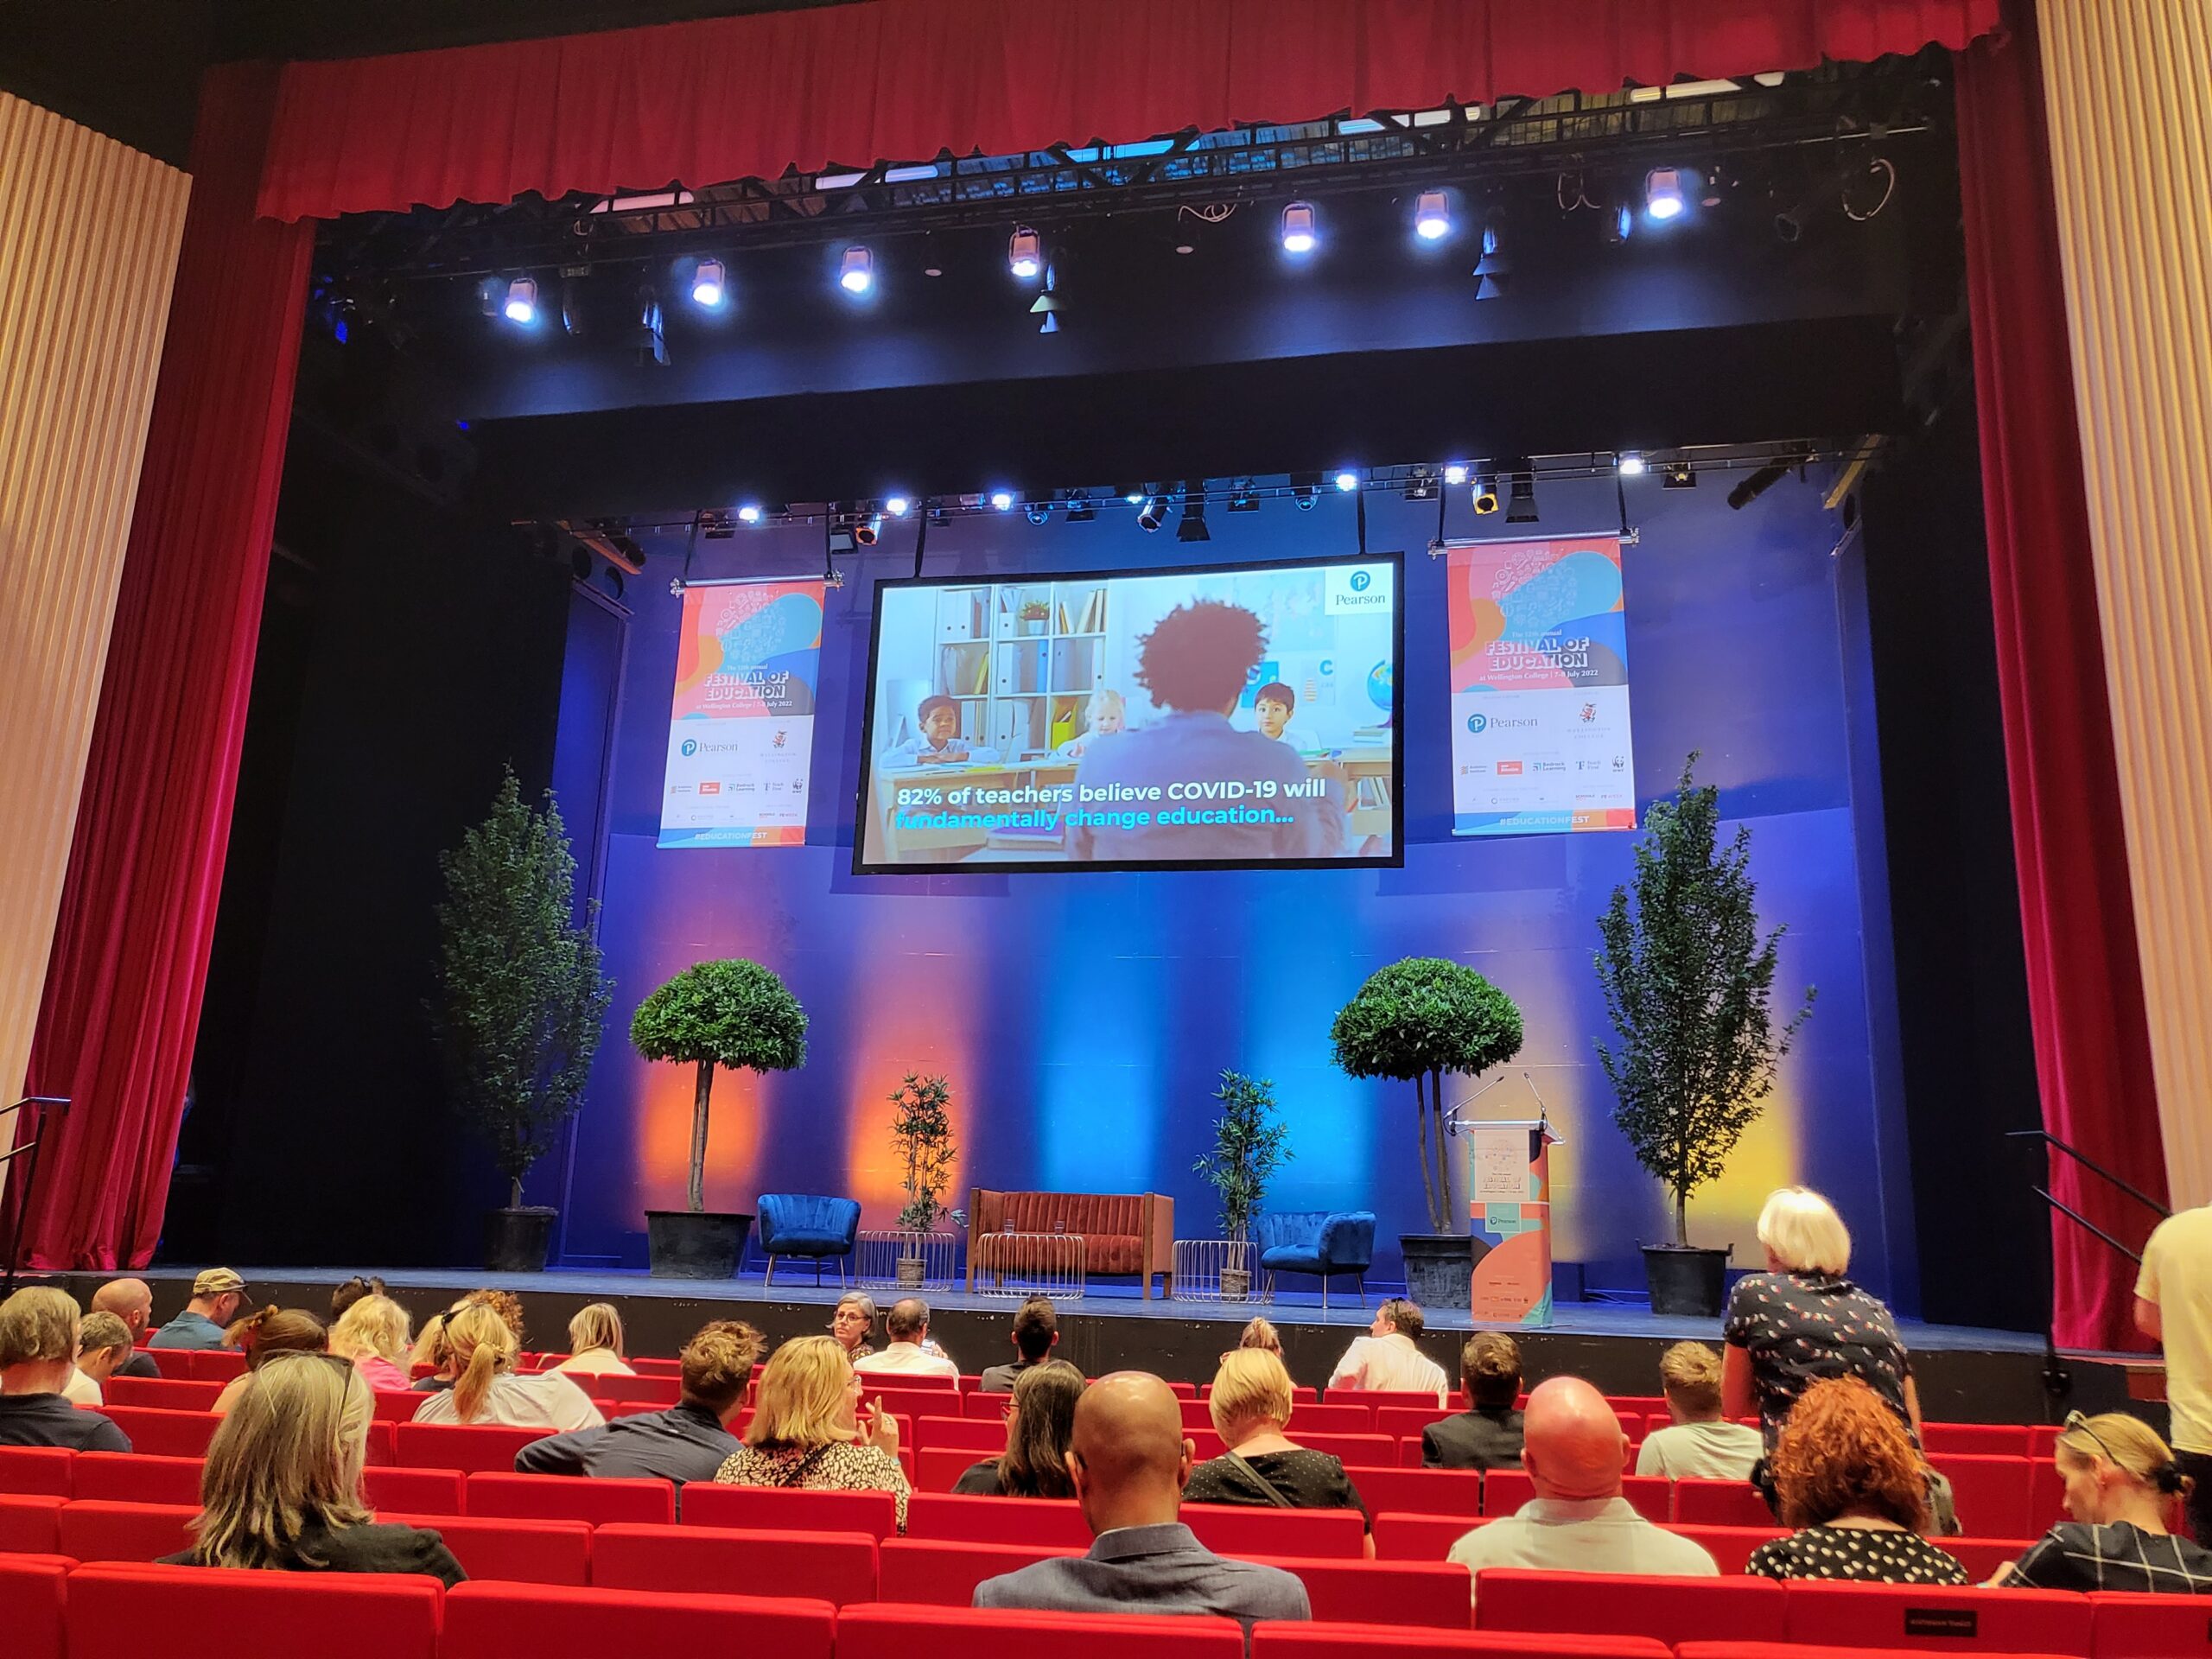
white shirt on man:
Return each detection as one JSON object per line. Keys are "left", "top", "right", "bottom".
{"left": 1328, "top": 1332, "right": 1448, "bottom": 1401}
{"left": 1448, "top": 1496, "right": 1719, "bottom": 1606}
{"left": 61, "top": 1368, "right": 101, "bottom": 1407}
{"left": 410, "top": 1370, "right": 603, "bottom": 1433}
{"left": 854, "top": 1340, "right": 958, "bottom": 1378}
{"left": 1635, "top": 1419, "right": 1765, "bottom": 1481}
{"left": 2140, "top": 1204, "right": 2212, "bottom": 1452}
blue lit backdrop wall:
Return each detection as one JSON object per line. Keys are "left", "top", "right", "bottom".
{"left": 537, "top": 477, "right": 1915, "bottom": 1304}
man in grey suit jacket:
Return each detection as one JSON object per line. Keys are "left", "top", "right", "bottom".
{"left": 973, "top": 1371, "right": 1310, "bottom": 1627}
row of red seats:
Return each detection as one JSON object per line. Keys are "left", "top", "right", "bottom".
{"left": 7, "top": 1555, "right": 2197, "bottom": 1659}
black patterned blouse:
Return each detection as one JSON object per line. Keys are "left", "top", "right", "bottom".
{"left": 1747, "top": 1523, "right": 1968, "bottom": 1584}
{"left": 1723, "top": 1270, "right": 1912, "bottom": 1446}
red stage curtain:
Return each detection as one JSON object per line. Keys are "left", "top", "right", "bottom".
{"left": 257, "top": 0, "right": 2000, "bottom": 222}
{"left": 1955, "top": 9, "right": 2166, "bottom": 1352}
{"left": 16, "top": 63, "right": 313, "bottom": 1268}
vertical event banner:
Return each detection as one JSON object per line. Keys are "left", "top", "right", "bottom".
{"left": 1447, "top": 536, "right": 1637, "bottom": 836}
{"left": 658, "top": 581, "right": 824, "bottom": 848}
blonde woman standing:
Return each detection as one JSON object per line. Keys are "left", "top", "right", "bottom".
{"left": 161, "top": 1352, "right": 464, "bottom": 1585}
{"left": 715, "top": 1335, "right": 909, "bottom": 1531}
{"left": 409, "top": 1301, "right": 601, "bottom": 1431}
{"left": 553, "top": 1304, "right": 634, "bottom": 1377}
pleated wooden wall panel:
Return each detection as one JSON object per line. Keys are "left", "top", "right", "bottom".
{"left": 0, "top": 93, "right": 190, "bottom": 1116}
{"left": 2037, "top": 2, "right": 2212, "bottom": 1205}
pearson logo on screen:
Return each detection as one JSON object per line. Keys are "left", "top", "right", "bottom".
{"left": 1325, "top": 563, "right": 1394, "bottom": 613}
{"left": 1350, "top": 570, "right": 1371, "bottom": 592}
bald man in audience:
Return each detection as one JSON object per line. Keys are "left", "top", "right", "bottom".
{"left": 974, "top": 1371, "right": 1311, "bottom": 1625}
{"left": 90, "top": 1280, "right": 161, "bottom": 1377}
{"left": 1447, "top": 1376, "right": 1717, "bottom": 1606}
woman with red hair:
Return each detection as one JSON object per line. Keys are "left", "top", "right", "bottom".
{"left": 1747, "top": 1376, "right": 1967, "bottom": 1584}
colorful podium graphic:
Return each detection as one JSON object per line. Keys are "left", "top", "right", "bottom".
{"left": 1466, "top": 1118, "right": 1562, "bottom": 1326}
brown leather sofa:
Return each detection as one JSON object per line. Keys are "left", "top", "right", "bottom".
{"left": 964, "top": 1188, "right": 1175, "bottom": 1299}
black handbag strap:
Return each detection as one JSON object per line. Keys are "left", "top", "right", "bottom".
{"left": 1225, "top": 1451, "right": 1297, "bottom": 1510}
{"left": 772, "top": 1445, "right": 834, "bottom": 1488}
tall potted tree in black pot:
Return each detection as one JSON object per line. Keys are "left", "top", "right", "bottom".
{"left": 1332, "top": 958, "right": 1522, "bottom": 1308}
{"left": 630, "top": 958, "right": 808, "bottom": 1277}
{"left": 431, "top": 768, "right": 613, "bottom": 1272}
{"left": 1595, "top": 753, "right": 1815, "bottom": 1316}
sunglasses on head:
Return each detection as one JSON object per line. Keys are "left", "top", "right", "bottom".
{"left": 2062, "top": 1409, "right": 2121, "bottom": 1465}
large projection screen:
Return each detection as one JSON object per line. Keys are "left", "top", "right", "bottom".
{"left": 855, "top": 554, "right": 1402, "bottom": 872}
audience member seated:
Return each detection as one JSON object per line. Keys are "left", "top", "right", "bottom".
{"left": 552, "top": 1303, "right": 634, "bottom": 1377}
{"left": 1238, "top": 1317, "right": 1282, "bottom": 1357}
{"left": 328, "top": 1293, "right": 414, "bottom": 1392}
{"left": 855, "top": 1297, "right": 958, "bottom": 1378}
{"left": 830, "top": 1292, "right": 879, "bottom": 1362}
{"left": 1328, "top": 1299, "right": 1448, "bottom": 1401}
{"left": 981, "top": 1297, "right": 1059, "bottom": 1392}
{"left": 410, "top": 1289, "right": 526, "bottom": 1394}
{"left": 91, "top": 1278, "right": 161, "bottom": 1376}
{"left": 1725, "top": 1188, "right": 1920, "bottom": 1447}
{"left": 1746, "top": 1376, "right": 1967, "bottom": 1584}
{"left": 1993, "top": 1412, "right": 2212, "bottom": 1594}
{"left": 1637, "top": 1341, "right": 1764, "bottom": 1481}
{"left": 518, "top": 1320, "right": 762, "bottom": 1483}
{"left": 1424, "top": 1332, "right": 1526, "bottom": 1471}
{"left": 410, "top": 1302, "right": 602, "bottom": 1432}
{"left": 327, "top": 1275, "right": 386, "bottom": 1324}
{"left": 1447, "top": 1376, "right": 1717, "bottom": 1607}
{"left": 149, "top": 1268, "right": 251, "bottom": 1350}
{"left": 160, "top": 1351, "right": 466, "bottom": 1586}
{"left": 75, "top": 1312, "right": 138, "bottom": 1392}
{"left": 715, "top": 1334, "right": 911, "bottom": 1531}
{"left": 1187, "top": 1349, "right": 1373, "bottom": 1547}
{"left": 974, "top": 1371, "right": 1312, "bottom": 1625}
{"left": 214, "top": 1307, "right": 331, "bottom": 1414}
{"left": 0, "top": 1287, "right": 131, "bottom": 1451}
{"left": 955, "top": 1359, "right": 1084, "bottom": 1497}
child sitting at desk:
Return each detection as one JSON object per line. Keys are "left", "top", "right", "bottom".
{"left": 1054, "top": 688, "right": 1126, "bottom": 760}
{"left": 881, "top": 694, "right": 1000, "bottom": 766}
{"left": 1253, "top": 681, "right": 1319, "bottom": 753}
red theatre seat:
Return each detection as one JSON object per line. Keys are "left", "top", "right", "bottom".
{"left": 1376, "top": 1512, "right": 1484, "bottom": 1561}
{"left": 1475, "top": 1571, "right": 1787, "bottom": 1645}
{"left": 1296, "top": 1433, "right": 1399, "bottom": 1469}
{"left": 441, "top": 1582, "right": 836, "bottom": 1659}
{"left": 2088, "top": 1589, "right": 2212, "bottom": 1657}
{"left": 1181, "top": 1503, "right": 1369, "bottom": 1561}
{"left": 376, "top": 1512, "right": 589, "bottom": 1585}
{"left": 361, "top": 1465, "right": 466, "bottom": 1514}
{"left": 1252, "top": 1624, "right": 1673, "bottom": 1658}
{"left": 1671, "top": 1526, "right": 1785, "bottom": 1574}
{"left": 370, "top": 1390, "right": 424, "bottom": 1422}
{"left": 1938, "top": 1537, "right": 2037, "bottom": 1580}
{"left": 1927, "top": 1454, "right": 2036, "bottom": 1540}
{"left": 0, "top": 1493, "right": 64, "bottom": 1553}
{"left": 836, "top": 1604, "right": 1246, "bottom": 1659}
{"left": 906, "top": 1492, "right": 1093, "bottom": 1548}
{"left": 920, "top": 1415, "right": 1006, "bottom": 1454}
{"left": 0, "top": 1446, "right": 74, "bottom": 1497}
{"left": 463, "top": 1471, "right": 674, "bottom": 1525}
{"left": 1920, "top": 1423, "right": 2032, "bottom": 1457}
{"left": 1678, "top": 1649, "right": 2078, "bottom": 1659}
{"left": 679, "top": 1479, "right": 899, "bottom": 1540}
{"left": 99, "top": 1377, "right": 224, "bottom": 1411}
{"left": 878, "top": 1538, "right": 1077, "bottom": 1604}
{"left": 591, "top": 1374, "right": 681, "bottom": 1406}
{"left": 1247, "top": 1555, "right": 1472, "bottom": 1628}
{"left": 1355, "top": 1467, "right": 1486, "bottom": 1519}
{"left": 71, "top": 1454, "right": 204, "bottom": 1505}
{"left": 919, "top": 1446, "right": 989, "bottom": 1493}
{"left": 1327, "top": 1390, "right": 1455, "bottom": 1411}
{"left": 1671, "top": 1479, "right": 1777, "bottom": 1529}
{"left": 64, "top": 1561, "right": 442, "bottom": 1659}
{"left": 165, "top": 1350, "right": 246, "bottom": 1382}
{"left": 1379, "top": 1407, "right": 1457, "bottom": 1442}
{"left": 0, "top": 1555, "right": 69, "bottom": 1659}
{"left": 630, "top": 1357, "right": 682, "bottom": 1377}
{"left": 93, "top": 1408, "right": 219, "bottom": 1459}
{"left": 1780, "top": 1580, "right": 2092, "bottom": 1653}
{"left": 590, "top": 1522, "right": 879, "bottom": 1605}
{"left": 392, "top": 1422, "right": 551, "bottom": 1474}
{"left": 55, "top": 1500, "right": 196, "bottom": 1562}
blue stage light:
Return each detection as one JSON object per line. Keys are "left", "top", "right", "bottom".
{"left": 1280, "top": 201, "right": 1318, "bottom": 255}
{"left": 884, "top": 495, "right": 912, "bottom": 518}
{"left": 1334, "top": 470, "right": 1359, "bottom": 493}
{"left": 1007, "top": 226, "right": 1043, "bottom": 280}
{"left": 1444, "top": 463, "right": 1469, "bottom": 486}
{"left": 690, "top": 258, "right": 726, "bottom": 308}
{"left": 1645, "top": 168, "right": 1686, "bottom": 222}
{"left": 737, "top": 503, "right": 762, "bottom": 524}
{"left": 502, "top": 276, "right": 538, "bottom": 325}
{"left": 1414, "top": 191, "right": 1451, "bottom": 241}
{"left": 1617, "top": 451, "right": 1647, "bottom": 478}
{"left": 989, "top": 489, "right": 1015, "bottom": 512}
{"left": 839, "top": 246, "right": 874, "bottom": 295}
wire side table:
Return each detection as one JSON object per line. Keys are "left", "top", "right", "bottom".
{"left": 1172, "top": 1238, "right": 1267, "bottom": 1304}
{"left": 969, "top": 1230, "right": 1086, "bottom": 1299}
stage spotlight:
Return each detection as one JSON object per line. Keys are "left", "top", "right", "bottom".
{"left": 1030, "top": 290, "right": 1061, "bottom": 334}
{"left": 737, "top": 503, "right": 763, "bottom": 524}
{"left": 1026, "top": 501, "right": 1051, "bottom": 525}
{"left": 1505, "top": 471, "right": 1539, "bottom": 524}
{"left": 884, "top": 495, "right": 912, "bottom": 518}
{"left": 1065, "top": 495, "right": 1096, "bottom": 523}
{"left": 1291, "top": 472, "right": 1323, "bottom": 510}
{"left": 1177, "top": 488, "right": 1210, "bottom": 543}
{"left": 1280, "top": 200, "right": 1319, "bottom": 255}
{"left": 502, "top": 276, "right": 539, "bottom": 324}
{"left": 1727, "top": 448, "right": 1812, "bottom": 510}
{"left": 1444, "top": 463, "right": 1469, "bottom": 486}
{"left": 1117, "top": 483, "right": 1145, "bottom": 505}
{"left": 1137, "top": 493, "right": 1167, "bottom": 532}
{"left": 1605, "top": 200, "right": 1633, "bottom": 245}
{"left": 1617, "top": 451, "right": 1647, "bottom": 478}
{"left": 1471, "top": 472, "right": 1500, "bottom": 515}
{"left": 1226, "top": 480, "right": 1260, "bottom": 513}
{"left": 690, "top": 258, "right": 727, "bottom": 308}
{"left": 1008, "top": 226, "right": 1043, "bottom": 280}
{"left": 854, "top": 512, "right": 883, "bottom": 545}
{"left": 1644, "top": 168, "right": 1686, "bottom": 222}
{"left": 1403, "top": 470, "right": 1438, "bottom": 502}
{"left": 1662, "top": 462, "right": 1696, "bottom": 489}
{"left": 1334, "top": 469, "right": 1359, "bottom": 493}
{"left": 1414, "top": 190, "right": 1452, "bottom": 241}
{"left": 839, "top": 245, "right": 874, "bottom": 294}
{"left": 989, "top": 489, "right": 1015, "bottom": 512}
{"left": 1474, "top": 216, "right": 1511, "bottom": 300}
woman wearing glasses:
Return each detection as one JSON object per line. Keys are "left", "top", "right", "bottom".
{"left": 954, "top": 1359, "right": 1084, "bottom": 1497}
{"left": 1992, "top": 1413, "right": 2212, "bottom": 1593}
{"left": 162, "top": 1352, "right": 466, "bottom": 1585}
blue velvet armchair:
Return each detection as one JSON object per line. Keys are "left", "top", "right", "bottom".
{"left": 1255, "top": 1210, "right": 1376, "bottom": 1309}
{"left": 755, "top": 1194, "right": 861, "bottom": 1286}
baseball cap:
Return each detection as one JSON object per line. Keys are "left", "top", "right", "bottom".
{"left": 191, "top": 1268, "right": 249, "bottom": 1298}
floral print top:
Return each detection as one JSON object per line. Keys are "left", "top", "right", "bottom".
{"left": 1723, "top": 1269, "right": 1912, "bottom": 1446}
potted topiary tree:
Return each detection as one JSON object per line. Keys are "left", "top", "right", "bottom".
{"left": 1332, "top": 958, "right": 1523, "bottom": 1308}
{"left": 630, "top": 958, "right": 808, "bottom": 1277}
{"left": 1595, "top": 753, "right": 1815, "bottom": 1316}
{"left": 431, "top": 768, "right": 613, "bottom": 1273}
{"left": 888, "top": 1072, "right": 957, "bottom": 1287}
{"left": 1191, "top": 1070, "right": 1293, "bottom": 1300}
